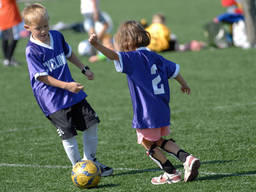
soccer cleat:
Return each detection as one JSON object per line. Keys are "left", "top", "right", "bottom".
{"left": 3, "top": 59, "right": 10, "bottom": 66}
{"left": 151, "top": 170, "right": 181, "bottom": 185}
{"left": 183, "top": 155, "right": 200, "bottom": 182}
{"left": 10, "top": 59, "right": 20, "bottom": 66}
{"left": 93, "top": 159, "right": 113, "bottom": 177}
{"left": 3, "top": 59, "right": 20, "bottom": 66}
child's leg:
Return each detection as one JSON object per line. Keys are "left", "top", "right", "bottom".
{"left": 157, "top": 138, "right": 200, "bottom": 182}
{"left": 82, "top": 123, "right": 98, "bottom": 161}
{"left": 82, "top": 123, "right": 113, "bottom": 176}
{"left": 141, "top": 138, "right": 176, "bottom": 174}
{"left": 156, "top": 138, "right": 190, "bottom": 163}
{"left": 1, "top": 39, "right": 9, "bottom": 60}
{"left": 1, "top": 28, "right": 19, "bottom": 66}
{"left": 6, "top": 39, "right": 18, "bottom": 60}
{"left": 62, "top": 136, "right": 81, "bottom": 166}
{"left": 137, "top": 127, "right": 182, "bottom": 184}
{"left": 142, "top": 138, "right": 181, "bottom": 184}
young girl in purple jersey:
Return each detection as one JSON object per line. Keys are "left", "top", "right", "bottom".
{"left": 89, "top": 20, "right": 200, "bottom": 184}
{"left": 22, "top": 3, "right": 113, "bottom": 176}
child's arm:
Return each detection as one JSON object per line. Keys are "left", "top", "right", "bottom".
{"left": 89, "top": 33, "right": 119, "bottom": 61}
{"left": 67, "top": 51, "right": 94, "bottom": 80}
{"left": 37, "top": 75, "right": 84, "bottom": 93}
{"left": 174, "top": 73, "right": 191, "bottom": 95}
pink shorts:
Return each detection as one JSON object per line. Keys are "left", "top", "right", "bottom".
{"left": 136, "top": 126, "right": 170, "bottom": 144}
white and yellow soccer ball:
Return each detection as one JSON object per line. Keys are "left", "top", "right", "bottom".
{"left": 71, "top": 160, "right": 101, "bottom": 189}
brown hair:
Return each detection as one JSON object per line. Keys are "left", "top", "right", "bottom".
{"left": 114, "top": 20, "right": 150, "bottom": 51}
{"left": 152, "top": 13, "right": 166, "bottom": 24}
{"left": 22, "top": 3, "right": 49, "bottom": 25}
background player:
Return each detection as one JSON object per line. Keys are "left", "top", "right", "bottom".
{"left": 0, "top": 0, "right": 22, "bottom": 66}
{"left": 81, "top": 0, "right": 108, "bottom": 41}
{"left": 145, "top": 13, "right": 172, "bottom": 52}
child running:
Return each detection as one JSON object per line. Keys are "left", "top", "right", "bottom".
{"left": 89, "top": 20, "right": 200, "bottom": 184}
{"left": 22, "top": 3, "right": 113, "bottom": 176}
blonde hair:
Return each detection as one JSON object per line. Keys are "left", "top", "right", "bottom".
{"left": 114, "top": 20, "right": 150, "bottom": 51}
{"left": 22, "top": 3, "right": 49, "bottom": 25}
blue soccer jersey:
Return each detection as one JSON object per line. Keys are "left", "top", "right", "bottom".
{"left": 114, "top": 47, "right": 179, "bottom": 129}
{"left": 25, "top": 30, "right": 86, "bottom": 116}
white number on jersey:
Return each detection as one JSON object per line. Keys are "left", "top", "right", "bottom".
{"left": 151, "top": 64, "right": 165, "bottom": 95}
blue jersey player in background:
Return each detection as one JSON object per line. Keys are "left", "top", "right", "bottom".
{"left": 89, "top": 20, "right": 200, "bottom": 184}
{"left": 22, "top": 3, "right": 113, "bottom": 176}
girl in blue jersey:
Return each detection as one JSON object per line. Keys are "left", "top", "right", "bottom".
{"left": 22, "top": 3, "right": 113, "bottom": 176}
{"left": 89, "top": 20, "right": 200, "bottom": 184}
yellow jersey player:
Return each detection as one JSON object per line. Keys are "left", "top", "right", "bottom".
{"left": 146, "top": 13, "right": 171, "bottom": 52}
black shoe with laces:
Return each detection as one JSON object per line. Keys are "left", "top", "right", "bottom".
{"left": 93, "top": 158, "right": 113, "bottom": 177}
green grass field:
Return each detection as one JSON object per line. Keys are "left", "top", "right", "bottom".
{"left": 1, "top": 0, "right": 256, "bottom": 191}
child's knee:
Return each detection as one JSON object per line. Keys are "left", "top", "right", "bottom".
{"left": 155, "top": 137, "right": 165, "bottom": 146}
{"left": 141, "top": 138, "right": 155, "bottom": 149}
{"left": 157, "top": 138, "right": 176, "bottom": 148}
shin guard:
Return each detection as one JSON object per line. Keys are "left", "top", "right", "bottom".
{"left": 160, "top": 139, "right": 190, "bottom": 162}
{"left": 146, "top": 144, "right": 175, "bottom": 173}
{"left": 147, "top": 143, "right": 163, "bottom": 169}
{"left": 160, "top": 139, "right": 178, "bottom": 159}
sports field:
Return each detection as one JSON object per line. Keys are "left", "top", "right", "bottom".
{"left": 0, "top": 0, "right": 255, "bottom": 191}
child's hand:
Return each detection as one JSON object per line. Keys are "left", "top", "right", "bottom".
{"left": 88, "top": 33, "right": 119, "bottom": 61}
{"left": 174, "top": 74, "right": 191, "bottom": 95}
{"left": 66, "top": 82, "right": 84, "bottom": 93}
{"left": 181, "top": 85, "right": 191, "bottom": 95}
{"left": 85, "top": 70, "right": 94, "bottom": 80}
{"left": 89, "top": 33, "right": 98, "bottom": 46}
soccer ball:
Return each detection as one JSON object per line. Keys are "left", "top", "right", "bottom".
{"left": 78, "top": 40, "right": 96, "bottom": 56}
{"left": 71, "top": 160, "right": 101, "bottom": 189}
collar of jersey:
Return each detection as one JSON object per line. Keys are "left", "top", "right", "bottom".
{"left": 136, "top": 47, "right": 150, "bottom": 51}
{"left": 30, "top": 32, "right": 54, "bottom": 50}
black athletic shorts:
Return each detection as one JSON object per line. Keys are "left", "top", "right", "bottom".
{"left": 47, "top": 99, "right": 100, "bottom": 140}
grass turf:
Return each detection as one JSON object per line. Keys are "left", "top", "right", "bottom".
{"left": 0, "top": 0, "right": 255, "bottom": 191}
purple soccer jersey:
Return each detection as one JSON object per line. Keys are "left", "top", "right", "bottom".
{"left": 114, "top": 47, "right": 179, "bottom": 129}
{"left": 25, "top": 30, "right": 86, "bottom": 116}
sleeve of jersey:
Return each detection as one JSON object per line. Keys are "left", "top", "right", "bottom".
{"left": 114, "top": 51, "right": 135, "bottom": 75}
{"left": 161, "top": 57, "right": 180, "bottom": 79}
{"left": 26, "top": 47, "right": 48, "bottom": 81}
{"left": 60, "top": 32, "right": 72, "bottom": 58}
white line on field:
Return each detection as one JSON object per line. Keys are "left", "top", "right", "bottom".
{"left": 0, "top": 163, "right": 255, "bottom": 177}
{"left": 0, "top": 163, "right": 70, "bottom": 169}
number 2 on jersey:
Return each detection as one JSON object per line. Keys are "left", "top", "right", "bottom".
{"left": 151, "top": 64, "right": 165, "bottom": 95}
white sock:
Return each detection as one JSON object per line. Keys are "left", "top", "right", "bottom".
{"left": 83, "top": 123, "right": 98, "bottom": 161}
{"left": 62, "top": 136, "right": 81, "bottom": 166}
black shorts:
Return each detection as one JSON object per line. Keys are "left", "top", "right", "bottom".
{"left": 47, "top": 99, "right": 100, "bottom": 140}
